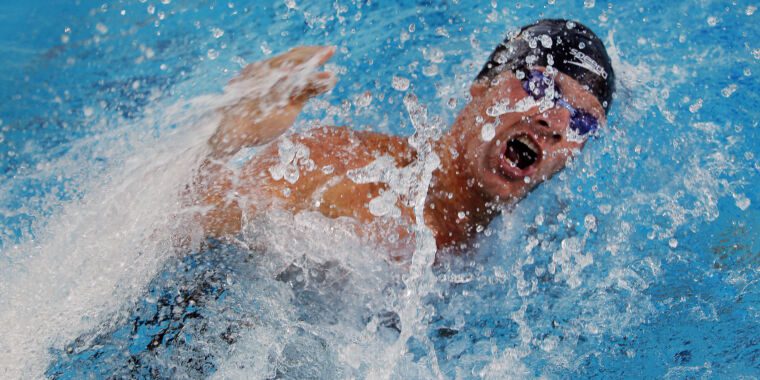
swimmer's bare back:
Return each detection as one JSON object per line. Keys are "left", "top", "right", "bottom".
{"left": 193, "top": 46, "right": 419, "bottom": 250}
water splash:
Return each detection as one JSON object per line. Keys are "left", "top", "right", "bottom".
{"left": 0, "top": 107, "right": 215, "bottom": 378}
{"left": 360, "top": 93, "right": 443, "bottom": 379}
{"left": 0, "top": 58, "right": 309, "bottom": 377}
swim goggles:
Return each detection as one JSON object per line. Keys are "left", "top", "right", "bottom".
{"left": 520, "top": 70, "right": 599, "bottom": 136}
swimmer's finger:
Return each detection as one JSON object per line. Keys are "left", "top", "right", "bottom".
{"left": 228, "top": 61, "right": 265, "bottom": 85}
{"left": 269, "top": 46, "right": 335, "bottom": 69}
{"left": 228, "top": 46, "right": 334, "bottom": 86}
{"left": 314, "top": 46, "right": 336, "bottom": 66}
{"left": 288, "top": 46, "right": 335, "bottom": 66}
{"left": 291, "top": 71, "right": 336, "bottom": 104}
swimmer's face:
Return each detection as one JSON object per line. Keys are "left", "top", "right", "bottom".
{"left": 457, "top": 67, "right": 607, "bottom": 203}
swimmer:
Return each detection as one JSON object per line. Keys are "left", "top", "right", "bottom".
{"left": 192, "top": 19, "right": 615, "bottom": 255}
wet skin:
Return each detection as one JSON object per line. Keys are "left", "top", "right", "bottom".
{"left": 194, "top": 46, "right": 606, "bottom": 254}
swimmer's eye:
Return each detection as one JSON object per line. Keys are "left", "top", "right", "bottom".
{"left": 568, "top": 107, "right": 599, "bottom": 135}
{"left": 520, "top": 70, "right": 599, "bottom": 136}
{"left": 520, "top": 70, "right": 556, "bottom": 100}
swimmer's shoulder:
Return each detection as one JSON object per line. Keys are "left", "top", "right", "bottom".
{"left": 239, "top": 125, "right": 416, "bottom": 189}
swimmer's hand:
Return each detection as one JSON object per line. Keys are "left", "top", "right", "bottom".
{"left": 209, "top": 45, "right": 337, "bottom": 159}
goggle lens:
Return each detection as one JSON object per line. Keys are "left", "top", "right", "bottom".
{"left": 520, "top": 70, "right": 599, "bottom": 136}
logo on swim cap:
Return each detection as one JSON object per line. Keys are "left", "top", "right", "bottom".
{"left": 477, "top": 19, "right": 616, "bottom": 113}
{"left": 565, "top": 48, "right": 608, "bottom": 79}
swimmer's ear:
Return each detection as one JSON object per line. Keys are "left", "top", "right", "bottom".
{"left": 469, "top": 79, "right": 489, "bottom": 98}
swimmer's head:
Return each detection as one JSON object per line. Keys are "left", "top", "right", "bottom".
{"left": 475, "top": 19, "right": 615, "bottom": 113}
{"left": 448, "top": 19, "right": 615, "bottom": 205}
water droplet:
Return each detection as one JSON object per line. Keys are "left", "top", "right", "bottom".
{"left": 486, "top": 10, "right": 498, "bottom": 23}
{"left": 211, "top": 27, "right": 224, "bottom": 38}
{"left": 668, "top": 238, "right": 678, "bottom": 249}
{"left": 284, "top": 0, "right": 296, "bottom": 9}
{"left": 747, "top": 5, "right": 757, "bottom": 15}
{"left": 354, "top": 92, "right": 372, "bottom": 108}
{"left": 734, "top": 194, "right": 750, "bottom": 210}
{"left": 584, "top": 214, "right": 597, "bottom": 231}
{"left": 707, "top": 16, "right": 718, "bottom": 26}
{"left": 721, "top": 84, "right": 737, "bottom": 97}
{"left": 540, "top": 34, "right": 553, "bottom": 48}
{"left": 284, "top": 165, "right": 300, "bottom": 184}
{"left": 753, "top": 49, "right": 760, "bottom": 60}
{"left": 95, "top": 23, "right": 108, "bottom": 34}
{"left": 457, "top": 211, "right": 466, "bottom": 219}
{"left": 423, "top": 47, "right": 444, "bottom": 63}
{"left": 583, "top": 0, "right": 595, "bottom": 8}
{"left": 435, "top": 27, "right": 450, "bottom": 38}
{"left": 83, "top": 107, "right": 94, "bottom": 117}
{"left": 392, "top": 76, "right": 410, "bottom": 91}
{"left": 207, "top": 49, "right": 219, "bottom": 60}
{"left": 269, "top": 165, "right": 285, "bottom": 181}
{"left": 278, "top": 139, "right": 296, "bottom": 164}
{"left": 688, "top": 98, "right": 703, "bottom": 113}
{"left": 260, "top": 42, "right": 272, "bottom": 55}
{"left": 422, "top": 64, "right": 439, "bottom": 77}
{"left": 369, "top": 191, "right": 401, "bottom": 218}
{"left": 481, "top": 123, "right": 495, "bottom": 141}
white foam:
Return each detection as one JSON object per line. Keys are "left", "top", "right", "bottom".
{"left": 212, "top": 209, "right": 400, "bottom": 379}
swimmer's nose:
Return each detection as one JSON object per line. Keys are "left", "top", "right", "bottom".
{"left": 529, "top": 106, "right": 571, "bottom": 142}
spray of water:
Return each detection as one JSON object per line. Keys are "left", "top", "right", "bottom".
{"left": 0, "top": 120, "right": 208, "bottom": 378}
{"left": 360, "top": 93, "right": 444, "bottom": 379}
{"left": 0, "top": 64, "right": 307, "bottom": 377}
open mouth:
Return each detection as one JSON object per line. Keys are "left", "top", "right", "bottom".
{"left": 500, "top": 134, "right": 541, "bottom": 178}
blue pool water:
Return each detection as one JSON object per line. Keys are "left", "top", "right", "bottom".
{"left": 1, "top": 0, "right": 758, "bottom": 378}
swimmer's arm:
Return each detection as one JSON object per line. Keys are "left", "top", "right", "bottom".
{"left": 190, "top": 47, "right": 336, "bottom": 240}
{"left": 208, "top": 46, "right": 337, "bottom": 159}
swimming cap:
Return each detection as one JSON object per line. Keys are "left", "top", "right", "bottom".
{"left": 476, "top": 19, "right": 615, "bottom": 113}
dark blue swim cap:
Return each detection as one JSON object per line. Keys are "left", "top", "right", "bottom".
{"left": 476, "top": 19, "right": 615, "bottom": 113}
